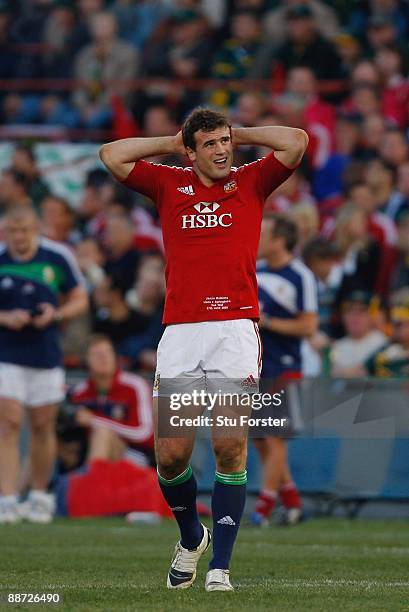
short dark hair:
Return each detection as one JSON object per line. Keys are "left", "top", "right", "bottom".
{"left": 41, "top": 194, "right": 74, "bottom": 217}
{"left": 14, "top": 144, "right": 35, "bottom": 162}
{"left": 302, "top": 238, "right": 339, "bottom": 264}
{"left": 3, "top": 167, "right": 31, "bottom": 192}
{"left": 182, "top": 107, "right": 230, "bottom": 150}
{"left": 86, "top": 333, "right": 115, "bottom": 352}
{"left": 270, "top": 214, "right": 298, "bottom": 252}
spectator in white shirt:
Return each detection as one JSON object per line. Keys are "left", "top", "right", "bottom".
{"left": 330, "top": 290, "right": 387, "bottom": 377}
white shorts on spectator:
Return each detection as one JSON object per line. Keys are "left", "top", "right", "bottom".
{"left": 0, "top": 363, "right": 65, "bottom": 406}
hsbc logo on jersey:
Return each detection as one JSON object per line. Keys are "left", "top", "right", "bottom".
{"left": 181, "top": 202, "right": 232, "bottom": 229}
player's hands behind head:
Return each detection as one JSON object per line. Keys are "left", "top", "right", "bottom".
{"left": 173, "top": 131, "right": 186, "bottom": 156}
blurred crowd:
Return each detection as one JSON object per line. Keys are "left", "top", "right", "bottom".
{"left": 0, "top": 0, "right": 409, "bottom": 380}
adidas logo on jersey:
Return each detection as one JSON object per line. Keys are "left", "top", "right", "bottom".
{"left": 217, "top": 515, "right": 236, "bottom": 526}
{"left": 181, "top": 202, "right": 232, "bottom": 229}
{"left": 241, "top": 374, "right": 258, "bottom": 389}
{"left": 177, "top": 185, "right": 195, "bottom": 195}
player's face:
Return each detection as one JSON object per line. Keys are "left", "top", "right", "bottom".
{"left": 258, "top": 218, "right": 275, "bottom": 258}
{"left": 87, "top": 341, "right": 117, "bottom": 378}
{"left": 187, "top": 127, "right": 233, "bottom": 182}
{"left": 5, "top": 216, "right": 38, "bottom": 257}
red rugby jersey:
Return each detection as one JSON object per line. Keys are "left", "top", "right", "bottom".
{"left": 70, "top": 370, "right": 154, "bottom": 449}
{"left": 122, "top": 152, "right": 296, "bottom": 324}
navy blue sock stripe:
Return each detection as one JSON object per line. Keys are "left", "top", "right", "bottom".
{"left": 158, "top": 468, "right": 202, "bottom": 550}
{"left": 209, "top": 477, "right": 246, "bottom": 570}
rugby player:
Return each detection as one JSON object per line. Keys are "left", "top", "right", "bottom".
{"left": 100, "top": 108, "right": 308, "bottom": 591}
{"left": 0, "top": 207, "right": 88, "bottom": 523}
{"left": 252, "top": 215, "right": 318, "bottom": 526}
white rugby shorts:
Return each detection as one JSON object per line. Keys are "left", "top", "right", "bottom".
{"left": 154, "top": 319, "right": 262, "bottom": 396}
{"left": 0, "top": 362, "right": 65, "bottom": 407}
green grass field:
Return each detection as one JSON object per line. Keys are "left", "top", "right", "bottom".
{"left": 0, "top": 518, "right": 408, "bottom": 611}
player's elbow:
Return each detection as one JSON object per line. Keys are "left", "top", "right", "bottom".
{"left": 99, "top": 143, "right": 115, "bottom": 170}
{"left": 291, "top": 129, "right": 309, "bottom": 156}
{"left": 304, "top": 315, "right": 318, "bottom": 337}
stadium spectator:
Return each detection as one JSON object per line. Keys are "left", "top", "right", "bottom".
{"left": 347, "top": 0, "right": 409, "bottom": 42}
{"left": 232, "top": 91, "right": 267, "bottom": 128}
{"left": 75, "top": 237, "right": 106, "bottom": 291}
{"left": 330, "top": 290, "right": 388, "bottom": 377}
{"left": 92, "top": 272, "right": 148, "bottom": 348}
{"left": 287, "top": 202, "right": 320, "bottom": 252}
{"left": 333, "top": 204, "right": 384, "bottom": 317}
{"left": 312, "top": 111, "right": 362, "bottom": 202}
{"left": 347, "top": 182, "right": 398, "bottom": 247}
{"left": 273, "top": 4, "right": 342, "bottom": 82}
{"left": 231, "top": 92, "right": 267, "bottom": 165}
{"left": 364, "top": 288, "right": 409, "bottom": 378}
{"left": 73, "top": 11, "right": 138, "bottom": 128}
{"left": 375, "top": 45, "right": 409, "bottom": 128}
{"left": 210, "top": 10, "right": 266, "bottom": 107}
{"left": 0, "top": 168, "right": 32, "bottom": 211}
{"left": 349, "top": 83, "right": 380, "bottom": 119}
{"left": 265, "top": 168, "right": 315, "bottom": 214}
{"left": 11, "top": 146, "right": 50, "bottom": 210}
{"left": 274, "top": 66, "right": 336, "bottom": 170}
{"left": 69, "top": 334, "right": 154, "bottom": 466}
{"left": 390, "top": 210, "right": 409, "bottom": 291}
{"left": 302, "top": 237, "right": 341, "bottom": 337}
{"left": 333, "top": 30, "right": 362, "bottom": 77}
{"left": 350, "top": 59, "right": 380, "bottom": 88}
{"left": 364, "top": 158, "right": 399, "bottom": 216}
{"left": 264, "top": 0, "right": 340, "bottom": 47}
{"left": 143, "top": 105, "right": 178, "bottom": 138}
{"left": 0, "top": 1, "right": 18, "bottom": 82}
{"left": 104, "top": 214, "right": 141, "bottom": 291}
{"left": 0, "top": 207, "right": 88, "bottom": 524}
{"left": 40, "top": 195, "right": 79, "bottom": 245}
{"left": 70, "top": 0, "right": 106, "bottom": 52}
{"left": 122, "top": 253, "right": 165, "bottom": 370}
{"left": 361, "top": 113, "right": 386, "bottom": 159}
{"left": 252, "top": 214, "right": 318, "bottom": 526}
{"left": 378, "top": 127, "right": 408, "bottom": 168}
{"left": 112, "top": 0, "right": 166, "bottom": 50}
{"left": 387, "top": 162, "right": 409, "bottom": 219}
{"left": 42, "top": 0, "right": 77, "bottom": 79}
{"left": 78, "top": 168, "right": 113, "bottom": 237}
{"left": 142, "top": 6, "right": 214, "bottom": 116}
{"left": 365, "top": 13, "right": 407, "bottom": 61}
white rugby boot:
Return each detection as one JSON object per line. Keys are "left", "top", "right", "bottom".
{"left": 0, "top": 495, "right": 21, "bottom": 524}
{"left": 19, "top": 490, "right": 55, "bottom": 524}
{"left": 205, "top": 568, "right": 234, "bottom": 592}
{"left": 167, "top": 524, "right": 211, "bottom": 589}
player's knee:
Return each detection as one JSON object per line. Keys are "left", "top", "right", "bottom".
{"left": 0, "top": 414, "right": 21, "bottom": 438}
{"left": 213, "top": 439, "right": 246, "bottom": 472}
{"left": 30, "top": 414, "right": 55, "bottom": 436}
{"left": 157, "top": 453, "right": 189, "bottom": 480}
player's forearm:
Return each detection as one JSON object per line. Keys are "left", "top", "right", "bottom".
{"left": 100, "top": 136, "right": 177, "bottom": 166}
{"left": 0, "top": 312, "right": 10, "bottom": 326}
{"left": 56, "top": 289, "right": 88, "bottom": 322}
{"left": 264, "top": 315, "right": 317, "bottom": 337}
{"left": 233, "top": 126, "right": 308, "bottom": 152}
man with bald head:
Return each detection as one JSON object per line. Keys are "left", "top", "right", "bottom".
{"left": 0, "top": 207, "right": 88, "bottom": 523}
